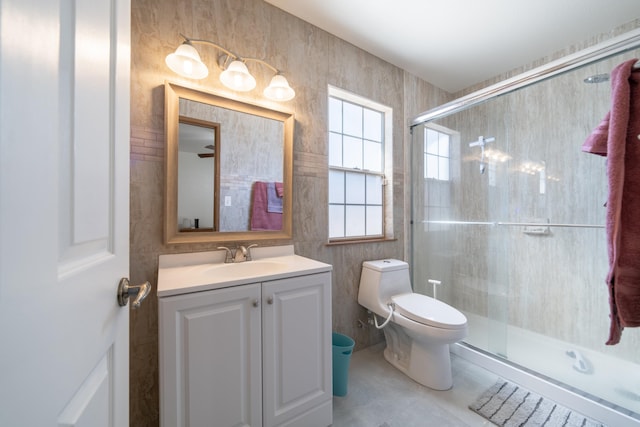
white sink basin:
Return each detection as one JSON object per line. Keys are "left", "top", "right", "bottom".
{"left": 203, "top": 261, "right": 289, "bottom": 279}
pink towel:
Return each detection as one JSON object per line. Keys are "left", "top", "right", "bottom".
{"left": 582, "top": 58, "right": 640, "bottom": 345}
{"left": 250, "top": 181, "right": 282, "bottom": 231}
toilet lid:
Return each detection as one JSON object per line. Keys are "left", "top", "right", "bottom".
{"left": 391, "top": 293, "right": 467, "bottom": 330}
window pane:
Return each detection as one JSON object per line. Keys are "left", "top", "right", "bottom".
{"left": 343, "top": 102, "right": 362, "bottom": 137}
{"left": 430, "top": 181, "right": 443, "bottom": 206}
{"left": 366, "top": 206, "right": 383, "bottom": 235}
{"left": 366, "top": 174, "right": 382, "bottom": 204}
{"left": 363, "top": 108, "right": 382, "bottom": 142}
{"left": 441, "top": 185, "right": 451, "bottom": 206}
{"left": 343, "top": 135, "right": 363, "bottom": 169}
{"left": 329, "top": 132, "right": 343, "bottom": 167}
{"left": 363, "top": 140, "right": 382, "bottom": 172}
{"left": 426, "top": 154, "right": 438, "bottom": 179}
{"left": 345, "top": 205, "right": 365, "bottom": 236}
{"left": 329, "top": 170, "right": 344, "bottom": 203}
{"left": 345, "top": 172, "right": 365, "bottom": 204}
{"left": 329, "top": 205, "right": 345, "bottom": 238}
{"left": 329, "top": 97, "right": 342, "bottom": 133}
{"left": 438, "top": 132, "right": 449, "bottom": 157}
{"left": 439, "top": 157, "right": 449, "bottom": 181}
{"left": 426, "top": 128, "right": 439, "bottom": 155}
{"left": 423, "top": 153, "right": 428, "bottom": 179}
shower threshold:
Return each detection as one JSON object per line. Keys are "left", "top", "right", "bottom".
{"left": 452, "top": 313, "right": 640, "bottom": 426}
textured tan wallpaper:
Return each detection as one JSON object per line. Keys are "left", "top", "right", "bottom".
{"left": 129, "top": 0, "right": 450, "bottom": 424}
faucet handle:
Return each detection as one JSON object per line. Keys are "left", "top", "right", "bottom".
{"left": 217, "top": 246, "right": 233, "bottom": 263}
{"left": 245, "top": 244, "right": 258, "bottom": 261}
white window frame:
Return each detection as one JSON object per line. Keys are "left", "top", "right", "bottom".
{"left": 424, "top": 125, "right": 451, "bottom": 181}
{"left": 328, "top": 86, "right": 393, "bottom": 243}
{"left": 422, "top": 123, "right": 458, "bottom": 233}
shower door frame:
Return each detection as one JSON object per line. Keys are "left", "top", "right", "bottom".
{"left": 410, "top": 29, "right": 640, "bottom": 127}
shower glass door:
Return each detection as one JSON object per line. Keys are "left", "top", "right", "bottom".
{"left": 410, "top": 47, "right": 640, "bottom": 417}
{"left": 410, "top": 117, "right": 509, "bottom": 359}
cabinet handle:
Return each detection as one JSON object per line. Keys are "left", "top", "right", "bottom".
{"left": 267, "top": 296, "right": 273, "bottom": 305}
{"left": 253, "top": 299, "right": 259, "bottom": 307}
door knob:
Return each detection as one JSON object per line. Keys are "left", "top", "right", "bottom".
{"left": 117, "top": 278, "right": 151, "bottom": 309}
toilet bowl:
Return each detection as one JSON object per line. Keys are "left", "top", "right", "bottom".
{"left": 357, "top": 259, "right": 467, "bottom": 390}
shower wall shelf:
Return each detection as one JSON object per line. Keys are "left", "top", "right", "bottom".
{"left": 523, "top": 224, "right": 551, "bottom": 235}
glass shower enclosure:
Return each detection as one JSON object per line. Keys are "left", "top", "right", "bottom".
{"left": 410, "top": 32, "right": 640, "bottom": 422}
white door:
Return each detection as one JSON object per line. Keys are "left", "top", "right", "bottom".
{"left": 0, "top": 0, "right": 131, "bottom": 425}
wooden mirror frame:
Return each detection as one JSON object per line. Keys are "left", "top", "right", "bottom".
{"left": 164, "top": 82, "right": 294, "bottom": 244}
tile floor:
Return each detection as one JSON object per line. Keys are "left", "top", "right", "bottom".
{"left": 332, "top": 343, "right": 498, "bottom": 426}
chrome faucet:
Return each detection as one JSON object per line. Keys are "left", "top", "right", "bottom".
{"left": 217, "top": 244, "right": 258, "bottom": 263}
{"left": 234, "top": 244, "right": 258, "bottom": 262}
{"left": 217, "top": 246, "right": 233, "bottom": 263}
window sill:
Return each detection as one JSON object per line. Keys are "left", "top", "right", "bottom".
{"left": 325, "top": 237, "right": 397, "bottom": 246}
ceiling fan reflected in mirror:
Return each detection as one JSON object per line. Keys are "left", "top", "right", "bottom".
{"left": 198, "top": 144, "right": 215, "bottom": 158}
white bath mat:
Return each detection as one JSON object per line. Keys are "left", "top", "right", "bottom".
{"left": 470, "top": 379, "right": 605, "bottom": 427}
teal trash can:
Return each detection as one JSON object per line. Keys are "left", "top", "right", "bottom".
{"left": 332, "top": 332, "right": 355, "bottom": 396}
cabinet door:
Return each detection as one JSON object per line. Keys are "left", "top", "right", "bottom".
{"left": 159, "top": 284, "right": 262, "bottom": 427}
{"left": 262, "top": 272, "right": 332, "bottom": 427}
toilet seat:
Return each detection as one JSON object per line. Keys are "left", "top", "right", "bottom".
{"left": 391, "top": 293, "right": 466, "bottom": 330}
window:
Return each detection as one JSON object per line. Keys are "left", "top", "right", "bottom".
{"left": 424, "top": 127, "right": 450, "bottom": 181}
{"left": 328, "top": 87, "right": 392, "bottom": 242}
{"left": 422, "top": 124, "right": 456, "bottom": 232}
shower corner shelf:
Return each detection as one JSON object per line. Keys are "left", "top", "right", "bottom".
{"left": 523, "top": 225, "right": 551, "bottom": 235}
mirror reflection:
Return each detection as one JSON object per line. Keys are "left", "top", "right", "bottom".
{"left": 178, "top": 117, "right": 220, "bottom": 232}
{"left": 164, "top": 82, "right": 294, "bottom": 244}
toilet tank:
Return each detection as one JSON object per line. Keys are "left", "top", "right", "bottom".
{"left": 358, "top": 259, "right": 412, "bottom": 315}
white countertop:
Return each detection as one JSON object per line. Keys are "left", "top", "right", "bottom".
{"left": 157, "top": 245, "right": 332, "bottom": 297}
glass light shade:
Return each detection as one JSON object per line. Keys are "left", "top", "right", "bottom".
{"left": 219, "top": 60, "right": 256, "bottom": 91}
{"left": 165, "top": 43, "right": 209, "bottom": 79}
{"left": 263, "top": 74, "right": 295, "bottom": 101}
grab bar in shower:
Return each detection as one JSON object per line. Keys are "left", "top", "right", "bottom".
{"left": 421, "top": 220, "right": 604, "bottom": 229}
{"left": 497, "top": 221, "right": 604, "bottom": 229}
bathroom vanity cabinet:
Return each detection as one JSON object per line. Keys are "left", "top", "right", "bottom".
{"left": 157, "top": 246, "right": 332, "bottom": 427}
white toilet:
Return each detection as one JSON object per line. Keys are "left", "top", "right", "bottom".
{"left": 358, "top": 259, "right": 467, "bottom": 390}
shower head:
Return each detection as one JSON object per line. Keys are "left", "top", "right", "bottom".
{"left": 583, "top": 73, "right": 609, "bottom": 84}
{"left": 468, "top": 135, "right": 495, "bottom": 175}
{"left": 468, "top": 135, "right": 495, "bottom": 148}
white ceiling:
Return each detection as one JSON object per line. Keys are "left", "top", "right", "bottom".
{"left": 265, "top": 0, "right": 640, "bottom": 93}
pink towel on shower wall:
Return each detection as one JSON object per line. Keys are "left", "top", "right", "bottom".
{"left": 582, "top": 58, "right": 640, "bottom": 345}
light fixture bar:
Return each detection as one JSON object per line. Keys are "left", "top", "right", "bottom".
{"left": 184, "top": 35, "right": 240, "bottom": 60}
{"left": 165, "top": 35, "right": 295, "bottom": 101}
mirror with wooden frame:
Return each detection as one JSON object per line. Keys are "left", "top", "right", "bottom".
{"left": 164, "top": 82, "right": 293, "bottom": 244}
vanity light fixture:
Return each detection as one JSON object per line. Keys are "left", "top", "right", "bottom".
{"left": 165, "top": 35, "right": 295, "bottom": 101}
